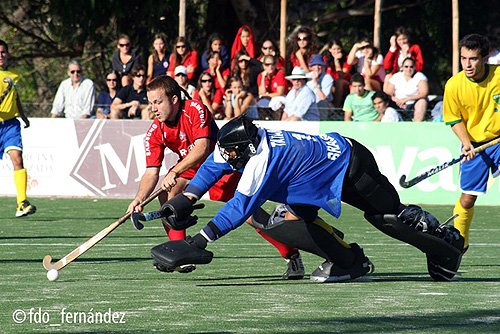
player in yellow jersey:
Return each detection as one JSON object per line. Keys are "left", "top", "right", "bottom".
{"left": 443, "top": 34, "right": 500, "bottom": 251}
{"left": 0, "top": 39, "right": 36, "bottom": 217}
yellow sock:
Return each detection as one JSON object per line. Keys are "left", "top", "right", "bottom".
{"left": 453, "top": 198, "right": 474, "bottom": 248}
{"left": 312, "top": 217, "right": 351, "bottom": 248}
{"left": 14, "top": 168, "right": 27, "bottom": 205}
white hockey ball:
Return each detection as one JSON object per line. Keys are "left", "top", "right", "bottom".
{"left": 47, "top": 269, "right": 59, "bottom": 281}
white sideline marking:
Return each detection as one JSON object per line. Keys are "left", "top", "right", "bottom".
{"left": 1, "top": 242, "right": 500, "bottom": 247}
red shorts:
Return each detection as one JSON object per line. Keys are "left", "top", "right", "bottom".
{"left": 208, "top": 172, "right": 241, "bottom": 202}
{"left": 179, "top": 167, "right": 241, "bottom": 203}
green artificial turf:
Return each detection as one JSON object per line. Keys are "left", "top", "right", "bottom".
{"left": 0, "top": 197, "right": 499, "bottom": 333}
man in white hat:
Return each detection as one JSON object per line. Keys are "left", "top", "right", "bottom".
{"left": 174, "top": 65, "right": 196, "bottom": 99}
{"left": 282, "top": 67, "right": 319, "bottom": 121}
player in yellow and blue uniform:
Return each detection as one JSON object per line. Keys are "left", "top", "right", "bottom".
{"left": 0, "top": 39, "right": 36, "bottom": 217}
{"left": 443, "top": 34, "right": 500, "bottom": 251}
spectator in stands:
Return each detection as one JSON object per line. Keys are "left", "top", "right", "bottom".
{"left": 383, "top": 27, "right": 424, "bottom": 89}
{"left": 487, "top": 35, "right": 500, "bottom": 65}
{"left": 50, "top": 60, "right": 95, "bottom": 119}
{"left": 343, "top": 73, "right": 380, "bottom": 122}
{"left": 201, "top": 32, "right": 230, "bottom": 72}
{"left": 204, "top": 50, "right": 229, "bottom": 94}
{"left": 224, "top": 76, "right": 257, "bottom": 120}
{"left": 324, "top": 39, "right": 352, "bottom": 107}
{"left": 167, "top": 37, "right": 198, "bottom": 81}
{"left": 371, "top": 91, "right": 402, "bottom": 122}
{"left": 174, "top": 66, "right": 196, "bottom": 100}
{"left": 231, "top": 25, "right": 256, "bottom": 69}
{"left": 385, "top": 57, "right": 429, "bottom": 122}
{"left": 147, "top": 34, "right": 169, "bottom": 84}
{"left": 111, "top": 34, "right": 143, "bottom": 87}
{"left": 110, "top": 65, "right": 151, "bottom": 120}
{"left": 290, "top": 26, "right": 317, "bottom": 72}
{"left": 232, "top": 50, "right": 262, "bottom": 98}
{"left": 96, "top": 70, "right": 121, "bottom": 119}
{"left": 282, "top": 67, "right": 319, "bottom": 121}
{"left": 257, "top": 55, "right": 287, "bottom": 101}
{"left": 306, "top": 54, "right": 334, "bottom": 112}
{"left": 258, "top": 39, "right": 285, "bottom": 70}
{"left": 193, "top": 72, "right": 224, "bottom": 119}
{"left": 255, "top": 55, "right": 287, "bottom": 119}
{"left": 347, "top": 38, "right": 385, "bottom": 91}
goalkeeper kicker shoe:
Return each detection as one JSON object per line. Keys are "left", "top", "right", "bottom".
{"left": 16, "top": 200, "right": 36, "bottom": 217}
{"left": 153, "top": 261, "right": 196, "bottom": 274}
{"left": 310, "top": 243, "right": 374, "bottom": 283}
{"left": 282, "top": 252, "right": 305, "bottom": 280}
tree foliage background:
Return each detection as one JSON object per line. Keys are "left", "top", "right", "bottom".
{"left": 0, "top": 0, "right": 498, "bottom": 116}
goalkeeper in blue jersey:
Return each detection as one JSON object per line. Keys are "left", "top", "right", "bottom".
{"left": 146, "top": 115, "right": 465, "bottom": 282}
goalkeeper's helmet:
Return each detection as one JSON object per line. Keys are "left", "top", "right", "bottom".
{"left": 217, "top": 114, "right": 259, "bottom": 170}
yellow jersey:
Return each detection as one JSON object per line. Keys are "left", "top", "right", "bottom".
{"left": 0, "top": 68, "right": 20, "bottom": 121}
{"left": 443, "top": 64, "right": 500, "bottom": 143}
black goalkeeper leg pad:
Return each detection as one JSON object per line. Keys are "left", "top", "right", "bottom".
{"left": 151, "top": 237, "right": 213, "bottom": 271}
{"left": 364, "top": 213, "right": 464, "bottom": 281}
{"left": 364, "top": 213, "right": 464, "bottom": 257}
{"left": 252, "top": 209, "right": 354, "bottom": 267}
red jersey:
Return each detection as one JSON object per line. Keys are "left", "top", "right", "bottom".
{"left": 193, "top": 89, "right": 223, "bottom": 105}
{"left": 257, "top": 70, "right": 288, "bottom": 94}
{"left": 145, "top": 99, "right": 217, "bottom": 178}
{"left": 144, "top": 99, "right": 239, "bottom": 201}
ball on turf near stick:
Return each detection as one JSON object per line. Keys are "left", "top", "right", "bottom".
{"left": 47, "top": 269, "right": 59, "bottom": 281}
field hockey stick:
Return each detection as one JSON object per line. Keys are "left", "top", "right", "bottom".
{"left": 0, "top": 77, "right": 14, "bottom": 105}
{"left": 43, "top": 188, "right": 164, "bottom": 271}
{"left": 399, "top": 137, "right": 500, "bottom": 188}
{"left": 131, "top": 203, "right": 205, "bottom": 230}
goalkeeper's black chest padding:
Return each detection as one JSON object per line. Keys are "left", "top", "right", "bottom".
{"left": 151, "top": 238, "right": 213, "bottom": 270}
{"left": 364, "top": 213, "right": 464, "bottom": 258}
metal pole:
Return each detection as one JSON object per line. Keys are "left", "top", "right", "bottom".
{"left": 452, "top": 0, "right": 459, "bottom": 75}
{"left": 280, "top": 0, "right": 287, "bottom": 61}
{"left": 179, "top": 0, "right": 186, "bottom": 37}
{"left": 373, "top": 0, "right": 383, "bottom": 48}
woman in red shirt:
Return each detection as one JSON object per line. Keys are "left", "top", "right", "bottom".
{"left": 383, "top": 27, "right": 424, "bottom": 89}
{"left": 193, "top": 72, "right": 224, "bottom": 119}
{"left": 289, "top": 26, "right": 317, "bottom": 73}
{"left": 167, "top": 37, "right": 199, "bottom": 81}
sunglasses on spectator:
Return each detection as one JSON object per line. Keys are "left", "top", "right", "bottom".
{"left": 176, "top": 45, "right": 186, "bottom": 49}
{"left": 175, "top": 73, "right": 187, "bottom": 77}
{"left": 297, "top": 36, "right": 309, "bottom": 41}
{"left": 119, "top": 43, "right": 130, "bottom": 47}
{"left": 70, "top": 70, "right": 82, "bottom": 74}
{"left": 201, "top": 79, "right": 212, "bottom": 83}
{"left": 263, "top": 63, "right": 274, "bottom": 66}
{"left": 135, "top": 73, "right": 145, "bottom": 77}
{"left": 262, "top": 46, "right": 273, "bottom": 50}
{"left": 106, "top": 78, "right": 118, "bottom": 82}
{"left": 403, "top": 65, "right": 415, "bottom": 68}
{"left": 238, "top": 59, "right": 248, "bottom": 63}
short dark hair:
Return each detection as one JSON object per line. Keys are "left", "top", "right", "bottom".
{"left": 147, "top": 75, "right": 181, "bottom": 99}
{"left": 130, "top": 64, "right": 146, "bottom": 76}
{"left": 372, "top": 90, "right": 390, "bottom": 103}
{"left": 459, "top": 34, "right": 490, "bottom": 58}
{"left": 350, "top": 73, "right": 365, "bottom": 85}
{"left": 0, "top": 39, "right": 8, "bottom": 53}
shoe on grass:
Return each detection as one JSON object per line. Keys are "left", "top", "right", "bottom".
{"left": 16, "top": 200, "right": 36, "bottom": 217}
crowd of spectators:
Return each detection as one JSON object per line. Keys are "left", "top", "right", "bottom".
{"left": 48, "top": 25, "right": 499, "bottom": 122}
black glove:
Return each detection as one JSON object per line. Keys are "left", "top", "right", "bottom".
{"left": 160, "top": 194, "right": 205, "bottom": 230}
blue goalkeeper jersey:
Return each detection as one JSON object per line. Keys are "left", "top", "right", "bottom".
{"left": 184, "top": 127, "right": 351, "bottom": 238}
